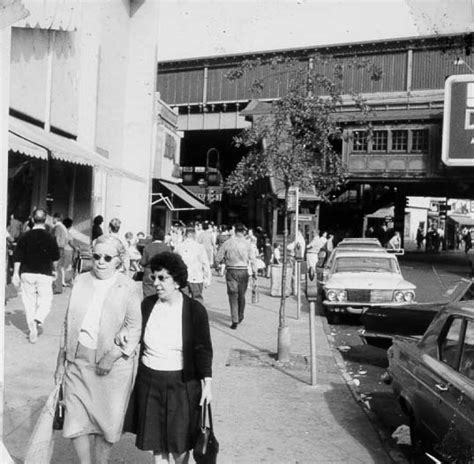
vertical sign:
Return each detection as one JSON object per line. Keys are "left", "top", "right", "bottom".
{"left": 442, "top": 74, "right": 474, "bottom": 166}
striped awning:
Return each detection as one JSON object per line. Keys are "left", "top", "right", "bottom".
{"left": 153, "top": 179, "right": 209, "bottom": 210}
{"left": 9, "top": 131, "right": 48, "bottom": 160}
{"left": 8, "top": 116, "right": 145, "bottom": 182}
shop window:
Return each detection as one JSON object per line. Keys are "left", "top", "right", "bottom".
{"left": 372, "top": 130, "right": 388, "bottom": 152}
{"left": 392, "top": 130, "right": 408, "bottom": 152}
{"left": 352, "top": 131, "right": 367, "bottom": 152}
{"left": 411, "top": 129, "right": 429, "bottom": 152}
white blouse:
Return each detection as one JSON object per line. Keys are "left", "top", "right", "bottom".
{"left": 78, "top": 272, "right": 118, "bottom": 349}
{"left": 142, "top": 292, "right": 184, "bottom": 371}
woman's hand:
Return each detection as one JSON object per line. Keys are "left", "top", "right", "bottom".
{"left": 200, "top": 378, "right": 212, "bottom": 406}
{"left": 96, "top": 347, "right": 122, "bottom": 376}
{"left": 114, "top": 328, "right": 129, "bottom": 348}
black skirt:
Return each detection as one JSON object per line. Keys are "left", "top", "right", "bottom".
{"left": 131, "top": 364, "right": 202, "bottom": 454}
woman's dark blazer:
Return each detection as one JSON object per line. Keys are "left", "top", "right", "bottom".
{"left": 123, "top": 292, "right": 212, "bottom": 434}
{"left": 139, "top": 292, "right": 213, "bottom": 381}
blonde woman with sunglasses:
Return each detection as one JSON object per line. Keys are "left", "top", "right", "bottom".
{"left": 54, "top": 235, "right": 142, "bottom": 464}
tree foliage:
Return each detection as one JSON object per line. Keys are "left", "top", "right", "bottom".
{"left": 225, "top": 53, "right": 379, "bottom": 199}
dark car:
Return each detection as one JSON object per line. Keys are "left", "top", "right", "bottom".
{"left": 359, "top": 279, "right": 474, "bottom": 349}
{"left": 385, "top": 303, "right": 474, "bottom": 462}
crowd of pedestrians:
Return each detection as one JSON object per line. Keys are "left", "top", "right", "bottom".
{"left": 4, "top": 209, "right": 282, "bottom": 463}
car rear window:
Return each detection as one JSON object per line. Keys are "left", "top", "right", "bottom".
{"left": 333, "top": 257, "right": 398, "bottom": 273}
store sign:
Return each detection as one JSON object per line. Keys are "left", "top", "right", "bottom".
{"left": 442, "top": 74, "right": 474, "bottom": 166}
{"left": 183, "top": 185, "right": 223, "bottom": 204}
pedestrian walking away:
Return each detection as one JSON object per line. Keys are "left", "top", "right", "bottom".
{"left": 197, "top": 221, "right": 216, "bottom": 271}
{"left": 175, "top": 226, "right": 211, "bottom": 301}
{"left": 62, "top": 217, "right": 78, "bottom": 286}
{"left": 91, "top": 215, "right": 104, "bottom": 243}
{"left": 122, "top": 251, "right": 213, "bottom": 464}
{"left": 52, "top": 212, "right": 69, "bottom": 294}
{"left": 216, "top": 223, "right": 258, "bottom": 329}
{"left": 11, "top": 208, "right": 60, "bottom": 343}
{"left": 140, "top": 227, "right": 172, "bottom": 298}
{"left": 54, "top": 235, "right": 142, "bottom": 464}
{"left": 306, "top": 230, "right": 327, "bottom": 279}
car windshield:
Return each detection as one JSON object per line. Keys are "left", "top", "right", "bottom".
{"left": 333, "top": 257, "right": 399, "bottom": 273}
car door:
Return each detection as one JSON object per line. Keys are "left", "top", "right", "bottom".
{"left": 446, "top": 319, "right": 474, "bottom": 448}
{"left": 435, "top": 317, "right": 473, "bottom": 447}
{"left": 410, "top": 317, "right": 463, "bottom": 443}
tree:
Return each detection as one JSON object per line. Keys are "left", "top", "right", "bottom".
{"left": 224, "top": 54, "right": 380, "bottom": 362}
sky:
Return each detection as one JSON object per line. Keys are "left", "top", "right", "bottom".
{"left": 157, "top": 0, "right": 474, "bottom": 61}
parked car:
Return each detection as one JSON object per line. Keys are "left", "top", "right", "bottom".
{"left": 322, "top": 250, "right": 416, "bottom": 324}
{"left": 316, "top": 246, "right": 387, "bottom": 292}
{"left": 386, "top": 303, "right": 474, "bottom": 462}
{"left": 360, "top": 279, "right": 474, "bottom": 349}
{"left": 336, "top": 237, "right": 383, "bottom": 249}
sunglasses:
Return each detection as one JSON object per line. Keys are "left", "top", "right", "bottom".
{"left": 92, "top": 253, "right": 118, "bottom": 263}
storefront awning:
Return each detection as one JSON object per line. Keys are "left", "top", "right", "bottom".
{"left": 9, "top": 116, "right": 145, "bottom": 182}
{"left": 366, "top": 205, "right": 394, "bottom": 219}
{"left": 9, "top": 132, "right": 48, "bottom": 160}
{"left": 447, "top": 214, "right": 474, "bottom": 227}
{"left": 153, "top": 179, "right": 209, "bottom": 211}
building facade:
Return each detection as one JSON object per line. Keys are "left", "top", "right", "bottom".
{"left": 7, "top": 0, "right": 160, "bottom": 241}
{"left": 156, "top": 32, "right": 474, "bottom": 237}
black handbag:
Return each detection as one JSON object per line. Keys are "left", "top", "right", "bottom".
{"left": 193, "top": 401, "right": 219, "bottom": 464}
{"left": 52, "top": 384, "right": 64, "bottom": 431}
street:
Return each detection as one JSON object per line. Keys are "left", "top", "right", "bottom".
{"left": 323, "top": 249, "right": 472, "bottom": 462}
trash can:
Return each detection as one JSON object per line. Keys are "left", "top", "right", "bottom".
{"left": 270, "top": 264, "right": 293, "bottom": 297}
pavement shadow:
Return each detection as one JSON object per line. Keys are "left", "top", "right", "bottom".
{"left": 5, "top": 309, "right": 28, "bottom": 334}
{"left": 324, "top": 382, "right": 395, "bottom": 463}
{"left": 206, "top": 306, "right": 233, "bottom": 329}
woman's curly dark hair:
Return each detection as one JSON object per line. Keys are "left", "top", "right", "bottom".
{"left": 149, "top": 251, "right": 188, "bottom": 288}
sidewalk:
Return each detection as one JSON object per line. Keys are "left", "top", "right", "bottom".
{"left": 4, "top": 273, "right": 404, "bottom": 463}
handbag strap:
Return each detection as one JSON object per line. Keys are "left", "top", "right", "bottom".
{"left": 201, "top": 400, "right": 213, "bottom": 430}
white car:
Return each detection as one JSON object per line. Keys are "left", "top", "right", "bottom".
{"left": 322, "top": 250, "right": 416, "bottom": 324}
{"left": 317, "top": 246, "right": 387, "bottom": 291}
{"left": 337, "top": 237, "right": 383, "bottom": 248}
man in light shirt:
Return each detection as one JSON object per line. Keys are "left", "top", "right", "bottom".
{"left": 52, "top": 212, "right": 69, "bottom": 294}
{"left": 216, "top": 223, "right": 258, "bottom": 329}
{"left": 175, "top": 226, "right": 211, "bottom": 301}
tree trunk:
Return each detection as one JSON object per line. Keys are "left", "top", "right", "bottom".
{"left": 279, "top": 186, "right": 289, "bottom": 328}
{"left": 277, "top": 185, "right": 291, "bottom": 363}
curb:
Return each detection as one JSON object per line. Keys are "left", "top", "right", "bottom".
{"left": 314, "top": 301, "right": 410, "bottom": 464}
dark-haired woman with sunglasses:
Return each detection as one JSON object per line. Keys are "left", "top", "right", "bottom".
{"left": 54, "top": 234, "right": 142, "bottom": 464}
{"left": 122, "top": 251, "right": 213, "bottom": 464}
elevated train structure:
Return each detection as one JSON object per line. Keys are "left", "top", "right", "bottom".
{"left": 157, "top": 32, "right": 474, "bottom": 236}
